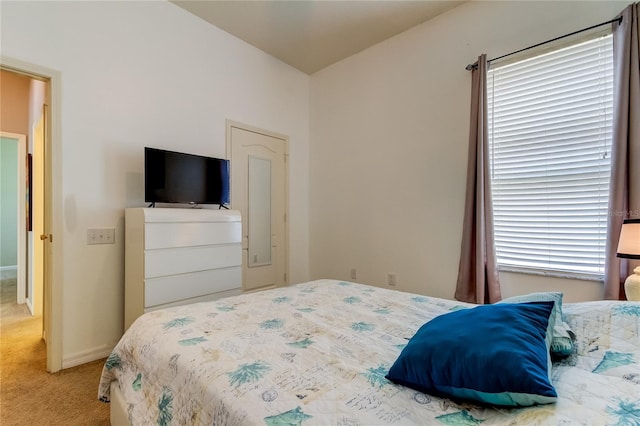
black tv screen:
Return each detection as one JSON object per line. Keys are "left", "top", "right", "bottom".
{"left": 144, "top": 147, "right": 230, "bottom": 206}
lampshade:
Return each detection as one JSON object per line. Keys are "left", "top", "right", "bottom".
{"left": 617, "top": 219, "right": 640, "bottom": 259}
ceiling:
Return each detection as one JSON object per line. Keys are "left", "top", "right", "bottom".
{"left": 171, "top": 1, "right": 465, "bottom": 74}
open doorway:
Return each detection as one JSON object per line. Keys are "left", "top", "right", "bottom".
{"left": 0, "top": 60, "right": 61, "bottom": 373}
{"left": 0, "top": 69, "right": 46, "bottom": 357}
{"left": 1, "top": 132, "right": 27, "bottom": 303}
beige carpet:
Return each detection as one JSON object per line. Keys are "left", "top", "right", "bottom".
{"left": 0, "top": 275, "right": 110, "bottom": 425}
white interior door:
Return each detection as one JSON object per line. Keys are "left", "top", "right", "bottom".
{"left": 32, "top": 111, "right": 45, "bottom": 318}
{"left": 227, "top": 122, "right": 288, "bottom": 292}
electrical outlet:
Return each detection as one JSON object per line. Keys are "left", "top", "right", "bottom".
{"left": 87, "top": 228, "right": 115, "bottom": 245}
{"left": 387, "top": 273, "right": 397, "bottom": 286}
{"left": 350, "top": 268, "right": 357, "bottom": 280}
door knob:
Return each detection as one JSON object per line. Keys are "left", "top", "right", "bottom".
{"left": 40, "top": 234, "right": 52, "bottom": 242}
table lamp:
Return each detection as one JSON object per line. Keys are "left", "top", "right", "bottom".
{"left": 616, "top": 218, "right": 640, "bottom": 301}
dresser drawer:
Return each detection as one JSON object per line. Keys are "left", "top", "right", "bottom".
{"left": 144, "top": 244, "right": 241, "bottom": 278}
{"left": 144, "top": 266, "right": 242, "bottom": 308}
{"left": 145, "top": 222, "right": 241, "bottom": 249}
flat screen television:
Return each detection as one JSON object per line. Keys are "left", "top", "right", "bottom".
{"left": 144, "top": 147, "right": 230, "bottom": 207}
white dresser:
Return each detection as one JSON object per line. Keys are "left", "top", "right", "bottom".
{"left": 124, "top": 207, "right": 242, "bottom": 330}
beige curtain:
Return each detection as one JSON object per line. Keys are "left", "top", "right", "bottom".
{"left": 605, "top": 2, "right": 640, "bottom": 300}
{"left": 455, "top": 54, "right": 501, "bottom": 304}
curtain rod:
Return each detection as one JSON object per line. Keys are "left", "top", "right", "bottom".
{"left": 465, "top": 16, "right": 623, "bottom": 71}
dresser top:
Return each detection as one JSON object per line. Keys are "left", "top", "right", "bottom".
{"left": 126, "top": 207, "right": 241, "bottom": 223}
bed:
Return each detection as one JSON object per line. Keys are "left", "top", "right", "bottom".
{"left": 98, "top": 279, "right": 640, "bottom": 425}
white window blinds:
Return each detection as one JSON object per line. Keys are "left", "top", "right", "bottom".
{"left": 487, "top": 35, "right": 613, "bottom": 276}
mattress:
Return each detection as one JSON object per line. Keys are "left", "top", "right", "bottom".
{"left": 98, "top": 279, "right": 640, "bottom": 425}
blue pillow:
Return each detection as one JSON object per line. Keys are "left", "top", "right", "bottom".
{"left": 386, "top": 301, "right": 557, "bottom": 407}
{"left": 499, "top": 292, "right": 575, "bottom": 356}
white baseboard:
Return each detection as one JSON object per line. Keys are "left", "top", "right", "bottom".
{"left": 25, "top": 298, "right": 34, "bottom": 315}
{"left": 0, "top": 266, "right": 18, "bottom": 281}
{"left": 62, "top": 344, "right": 114, "bottom": 369}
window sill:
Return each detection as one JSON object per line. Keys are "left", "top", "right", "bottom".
{"left": 497, "top": 265, "right": 604, "bottom": 283}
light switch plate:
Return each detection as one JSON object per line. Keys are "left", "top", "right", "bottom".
{"left": 87, "top": 228, "right": 115, "bottom": 245}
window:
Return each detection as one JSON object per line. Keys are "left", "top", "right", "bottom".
{"left": 487, "top": 34, "right": 613, "bottom": 277}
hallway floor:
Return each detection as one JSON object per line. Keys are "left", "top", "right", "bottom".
{"left": 0, "top": 270, "right": 110, "bottom": 425}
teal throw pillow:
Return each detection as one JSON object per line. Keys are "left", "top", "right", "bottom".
{"left": 386, "top": 301, "right": 557, "bottom": 407}
{"left": 499, "top": 292, "right": 575, "bottom": 356}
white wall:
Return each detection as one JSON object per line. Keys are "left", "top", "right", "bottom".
{"left": 309, "top": 0, "right": 632, "bottom": 302}
{"left": 1, "top": 1, "right": 310, "bottom": 366}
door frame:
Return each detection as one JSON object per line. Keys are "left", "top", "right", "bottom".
{"left": 1, "top": 132, "right": 26, "bottom": 304}
{"left": 1, "top": 56, "right": 63, "bottom": 373}
{"left": 225, "top": 120, "right": 290, "bottom": 288}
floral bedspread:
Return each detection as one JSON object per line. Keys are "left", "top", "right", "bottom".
{"left": 98, "top": 279, "right": 640, "bottom": 425}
